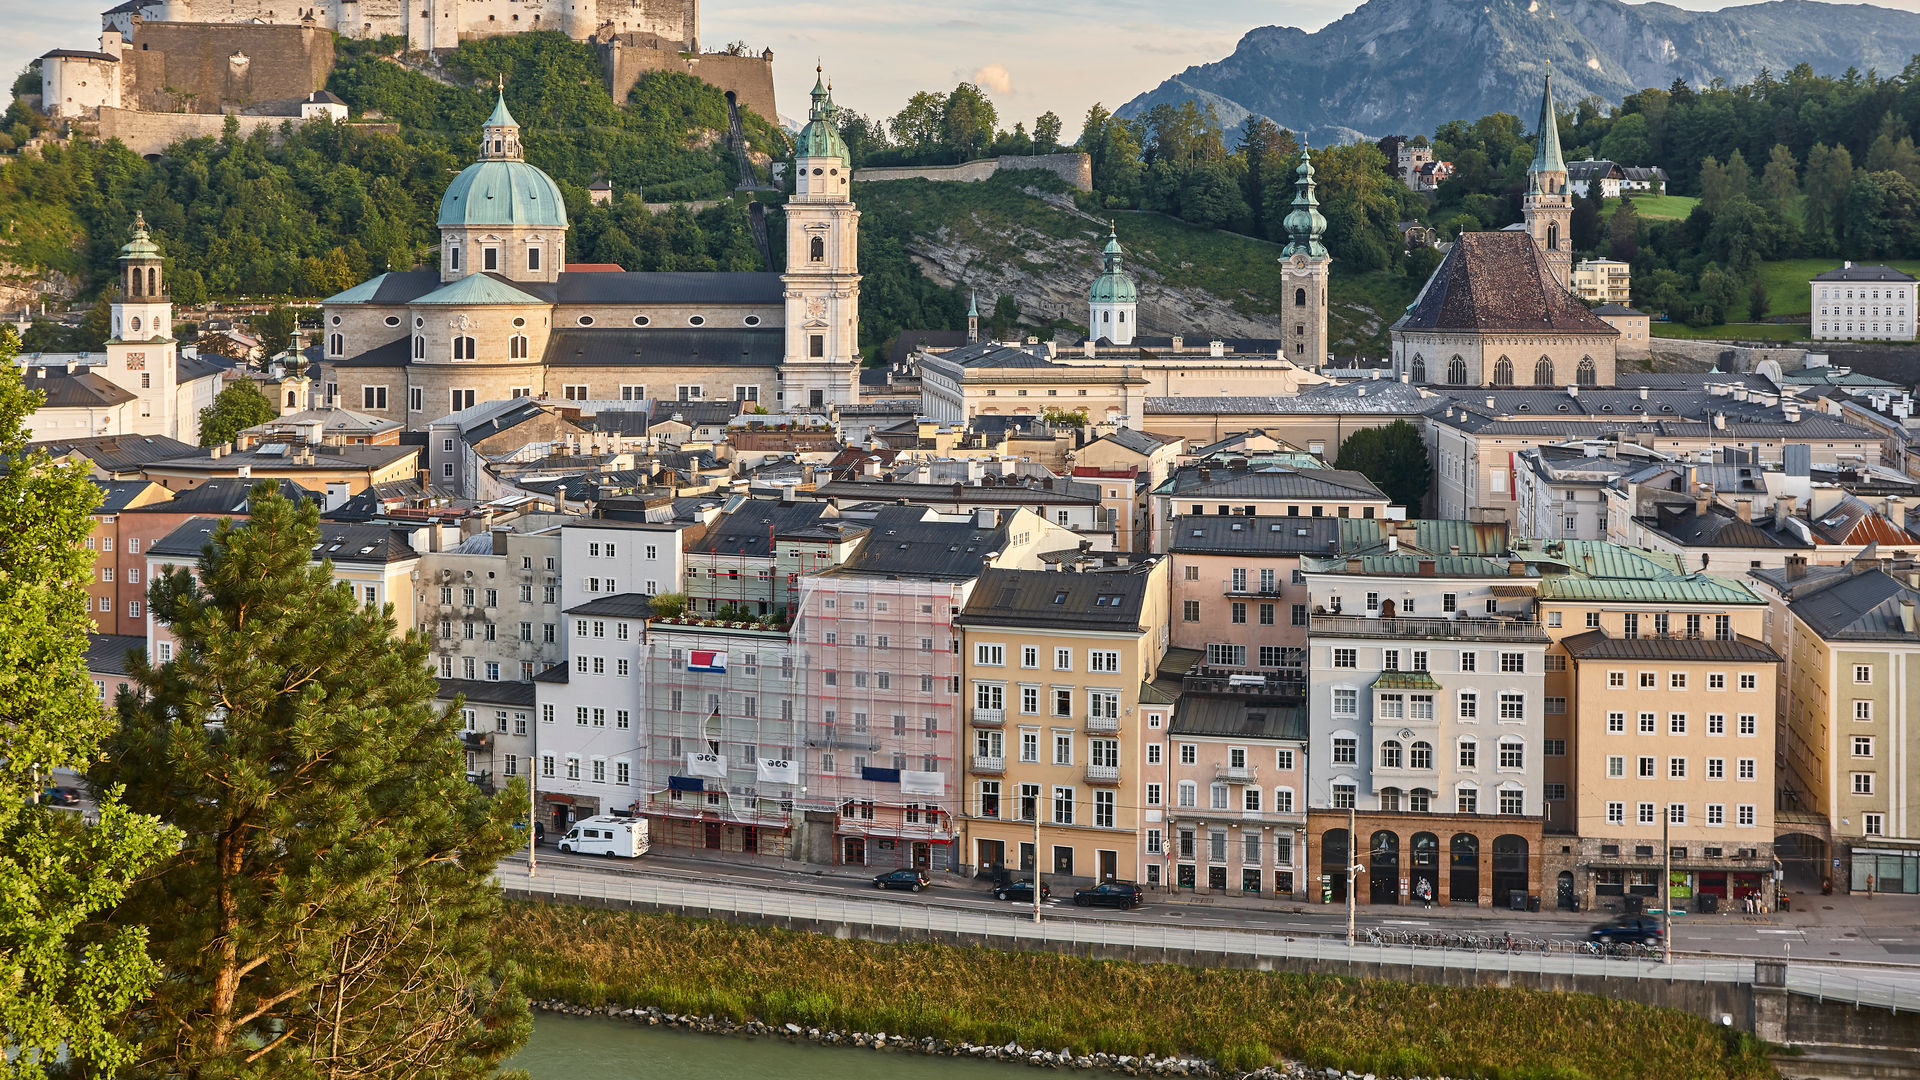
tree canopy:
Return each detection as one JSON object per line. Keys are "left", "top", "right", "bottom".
{"left": 199, "top": 379, "right": 281, "bottom": 446}
{"left": 1333, "top": 420, "right": 1432, "bottom": 514}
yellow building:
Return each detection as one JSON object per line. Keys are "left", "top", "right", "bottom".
{"left": 956, "top": 560, "right": 1170, "bottom": 884}
{"left": 1572, "top": 259, "right": 1631, "bottom": 304}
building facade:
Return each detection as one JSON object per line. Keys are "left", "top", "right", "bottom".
{"left": 1811, "top": 264, "right": 1917, "bottom": 342}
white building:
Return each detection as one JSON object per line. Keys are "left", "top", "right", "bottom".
{"left": 1571, "top": 259, "right": 1630, "bottom": 304}
{"left": 1812, "top": 263, "right": 1917, "bottom": 342}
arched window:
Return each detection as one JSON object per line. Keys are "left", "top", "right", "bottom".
{"left": 1492, "top": 356, "right": 1513, "bottom": 385}
{"left": 1576, "top": 357, "right": 1596, "bottom": 385}
{"left": 1447, "top": 356, "right": 1467, "bottom": 384}
{"left": 509, "top": 334, "right": 529, "bottom": 359}
{"left": 128, "top": 268, "right": 141, "bottom": 296}
{"left": 1410, "top": 357, "right": 1426, "bottom": 383}
{"left": 1546, "top": 223, "right": 1559, "bottom": 251}
{"left": 328, "top": 333, "right": 343, "bottom": 357}
{"left": 1410, "top": 741, "right": 1434, "bottom": 770}
{"left": 1294, "top": 287, "right": 1306, "bottom": 307}
{"left": 413, "top": 336, "right": 425, "bottom": 359}
{"left": 809, "top": 236, "right": 825, "bottom": 263}
{"left": 1379, "top": 740, "right": 1403, "bottom": 769}
{"left": 452, "top": 336, "right": 477, "bottom": 360}
{"left": 287, "top": 391, "right": 297, "bottom": 408}
{"left": 1534, "top": 356, "right": 1554, "bottom": 386}
{"left": 1378, "top": 788, "right": 1402, "bottom": 811}
{"left": 147, "top": 267, "right": 157, "bottom": 295}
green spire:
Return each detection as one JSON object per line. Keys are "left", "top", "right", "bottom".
{"left": 485, "top": 87, "right": 517, "bottom": 131}
{"left": 120, "top": 210, "right": 161, "bottom": 260}
{"left": 1529, "top": 65, "right": 1566, "bottom": 178}
{"left": 1280, "top": 146, "right": 1327, "bottom": 259}
{"left": 967, "top": 290, "right": 979, "bottom": 317}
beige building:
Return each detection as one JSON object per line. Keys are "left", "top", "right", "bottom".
{"left": 1594, "top": 303, "right": 1651, "bottom": 356}
{"left": 1572, "top": 260, "right": 1631, "bottom": 304}
{"left": 956, "top": 561, "right": 1170, "bottom": 884}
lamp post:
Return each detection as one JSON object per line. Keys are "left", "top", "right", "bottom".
{"left": 1033, "top": 796, "right": 1043, "bottom": 925}
{"left": 1662, "top": 805, "right": 1673, "bottom": 965}
{"left": 1347, "top": 804, "right": 1358, "bottom": 947}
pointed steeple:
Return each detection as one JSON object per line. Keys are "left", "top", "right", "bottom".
{"left": 480, "top": 86, "right": 522, "bottom": 162}
{"left": 1281, "top": 146, "right": 1327, "bottom": 259}
{"left": 1530, "top": 64, "right": 1566, "bottom": 179}
{"left": 795, "top": 63, "right": 851, "bottom": 166}
{"left": 967, "top": 290, "right": 979, "bottom": 318}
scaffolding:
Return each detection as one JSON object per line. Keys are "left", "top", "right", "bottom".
{"left": 792, "top": 572, "right": 963, "bottom": 870}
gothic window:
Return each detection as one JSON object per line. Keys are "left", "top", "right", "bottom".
{"left": 328, "top": 333, "right": 343, "bottom": 357}
{"left": 413, "top": 336, "right": 426, "bottom": 359}
{"left": 1576, "top": 357, "right": 1596, "bottom": 386}
{"left": 1492, "top": 356, "right": 1513, "bottom": 386}
{"left": 453, "top": 336, "right": 477, "bottom": 360}
{"left": 1546, "top": 223, "right": 1559, "bottom": 251}
{"left": 509, "top": 334, "right": 529, "bottom": 359}
{"left": 810, "top": 236, "right": 825, "bottom": 263}
{"left": 1447, "top": 356, "right": 1467, "bottom": 384}
{"left": 1294, "top": 287, "right": 1307, "bottom": 307}
{"left": 1410, "top": 356, "right": 1425, "bottom": 383}
{"left": 1534, "top": 356, "right": 1554, "bottom": 386}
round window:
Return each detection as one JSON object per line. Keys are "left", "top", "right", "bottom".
{"left": 331, "top": 315, "right": 341, "bottom": 326}
{"left": 744, "top": 315, "right": 760, "bottom": 327}
{"left": 633, "top": 315, "right": 651, "bottom": 327}
{"left": 513, "top": 317, "right": 526, "bottom": 327}
{"left": 414, "top": 317, "right": 424, "bottom": 328}
{"left": 384, "top": 315, "right": 401, "bottom": 327}
{"left": 812, "top": 167, "right": 823, "bottom": 175}
{"left": 131, "top": 316, "right": 142, "bottom": 332}
{"left": 688, "top": 315, "right": 706, "bottom": 326}
{"left": 830, "top": 169, "right": 838, "bottom": 176}
{"left": 578, "top": 315, "right": 595, "bottom": 326}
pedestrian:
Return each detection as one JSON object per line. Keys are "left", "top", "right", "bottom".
{"left": 1414, "top": 877, "right": 1433, "bottom": 909}
{"left": 1868, "top": 873, "right": 1875, "bottom": 898}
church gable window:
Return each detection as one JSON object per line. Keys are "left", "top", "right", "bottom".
{"left": 1447, "top": 356, "right": 1467, "bottom": 385}
{"left": 509, "top": 334, "right": 529, "bottom": 359}
{"left": 1492, "top": 357, "right": 1513, "bottom": 386}
{"left": 483, "top": 247, "right": 499, "bottom": 272}
{"left": 1533, "top": 357, "right": 1554, "bottom": 386}
{"left": 1410, "top": 356, "right": 1425, "bottom": 383}
{"left": 1576, "top": 357, "right": 1596, "bottom": 386}
{"left": 527, "top": 246, "right": 542, "bottom": 272}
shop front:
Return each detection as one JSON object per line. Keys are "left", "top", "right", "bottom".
{"left": 1850, "top": 843, "right": 1920, "bottom": 894}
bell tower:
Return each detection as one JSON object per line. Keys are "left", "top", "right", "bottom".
{"left": 1279, "top": 147, "right": 1331, "bottom": 365}
{"left": 1524, "top": 66, "right": 1573, "bottom": 290}
{"left": 105, "top": 212, "right": 181, "bottom": 440}
{"left": 781, "top": 68, "right": 861, "bottom": 412}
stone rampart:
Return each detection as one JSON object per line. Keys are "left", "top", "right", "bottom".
{"left": 95, "top": 107, "right": 291, "bottom": 156}
{"left": 852, "top": 153, "right": 1093, "bottom": 193}
{"left": 600, "top": 39, "right": 778, "bottom": 125}
{"left": 126, "top": 21, "right": 332, "bottom": 114}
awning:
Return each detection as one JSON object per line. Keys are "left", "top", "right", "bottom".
{"left": 542, "top": 793, "right": 576, "bottom": 805}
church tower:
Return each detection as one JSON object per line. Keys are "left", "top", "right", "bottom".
{"left": 1523, "top": 67, "right": 1572, "bottom": 290}
{"left": 1279, "top": 147, "right": 1331, "bottom": 365}
{"left": 1087, "top": 225, "right": 1138, "bottom": 346}
{"left": 781, "top": 68, "right": 861, "bottom": 412}
{"left": 105, "top": 212, "right": 181, "bottom": 440}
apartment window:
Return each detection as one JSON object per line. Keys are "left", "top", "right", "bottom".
{"left": 1669, "top": 757, "right": 1687, "bottom": 779}
{"left": 1332, "top": 783, "right": 1355, "bottom": 809}
{"left": 1498, "top": 789, "right": 1524, "bottom": 815}
{"left": 1739, "top": 805, "right": 1757, "bottom": 828}
{"left": 1639, "top": 712, "right": 1657, "bottom": 734}
{"left": 1670, "top": 673, "right": 1687, "bottom": 690}
{"left": 1498, "top": 740, "right": 1523, "bottom": 769}
{"left": 1638, "top": 756, "right": 1655, "bottom": 778}
{"left": 1863, "top": 812, "right": 1883, "bottom": 836}
{"left": 1332, "top": 737, "right": 1356, "bottom": 765}
{"left": 1606, "top": 755, "right": 1624, "bottom": 777}
{"left": 1053, "top": 733, "right": 1073, "bottom": 766}
{"left": 1459, "top": 788, "right": 1479, "bottom": 814}
{"left": 362, "top": 385, "right": 387, "bottom": 410}
{"left": 1498, "top": 694, "right": 1524, "bottom": 721}
{"left": 1854, "top": 664, "right": 1873, "bottom": 684}
{"left": 1707, "top": 804, "right": 1725, "bottom": 826}
{"left": 1054, "top": 648, "right": 1072, "bottom": 671}
{"left": 1333, "top": 688, "right": 1357, "bottom": 716}
{"left": 975, "top": 643, "right": 1004, "bottom": 666}
{"left": 1179, "top": 743, "right": 1197, "bottom": 765}
{"left": 1638, "top": 803, "right": 1656, "bottom": 825}
{"left": 1585, "top": 611, "right": 1601, "bottom": 629}
{"left": 1458, "top": 740, "right": 1477, "bottom": 769}
{"left": 1607, "top": 802, "right": 1625, "bottom": 825}
{"left": 1708, "top": 758, "right": 1725, "bottom": 779}
{"left": 1853, "top": 736, "right": 1874, "bottom": 758}
{"left": 1639, "top": 672, "right": 1656, "bottom": 689}
{"left": 1738, "top": 673, "right": 1756, "bottom": 690}
{"left": 1707, "top": 713, "right": 1725, "bottom": 735}
{"left": 1669, "top": 713, "right": 1687, "bottom": 735}
{"left": 1052, "top": 689, "right": 1073, "bottom": 717}
{"left": 1608, "top": 671, "right": 1625, "bottom": 689}
{"left": 1181, "top": 599, "right": 1200, "bottom": 622}
{"left": 1708, "top": 673, "right": 1725, "bottom": 690}
{"left": 1499, "top": 652, "right": 1524, "bottom": 673}
{"left": 1667, "top": 804, "right": 1687, "bottom": 825}
{"left": 1052, "top": 787, "right": 1075, "bottom": 825}
{"left": 1738, "top": 714, "right": 1757, "bottom": 736}
{"left": 1852, "top": 773, "right": 1875, "bottom": 796}
{"left": 1094, "top": 790, "right": 1115, "bottom": 829}
{"left": 1145, "top": 782, "right": 1162, "bottom": 806}
{"left": 1291, "top": 604, "right": 1308, "bottom": 626}
{"left": 1231, "top": 602, "right": 1247, "bottom": 624}
{"left": 1457, "top": 691, "right": 1477, "bottom": 720}
{"left": 1606, "top": 712, "right": 1625, "bottom": 733}
{"left": 1332, "top": 648, "right": 1357, "bottom": 668}
{"left": 1855, "top": 700, "right": 1874, "bottom": 722}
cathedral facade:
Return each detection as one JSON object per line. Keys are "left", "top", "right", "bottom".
{"left": 318, "top": 78, "right": 860, "bottom": 428}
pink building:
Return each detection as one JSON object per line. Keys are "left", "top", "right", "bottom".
{"left": 1168, "top": 515, "right": 1339, "bottom": 683}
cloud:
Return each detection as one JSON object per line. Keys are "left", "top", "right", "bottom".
{"left": 971, "top": 63, "right": 1014, "bottom": 96}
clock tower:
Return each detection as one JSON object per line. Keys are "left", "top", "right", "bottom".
{"left": 104, "top": 212, "right": 182, "bottom": 440}
{"left": 781, "top": 68, "right": 861, "bottom": 412}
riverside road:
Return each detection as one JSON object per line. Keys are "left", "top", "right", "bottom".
{"left": 502, "top": 847, "right": 1920, "bottom": 981}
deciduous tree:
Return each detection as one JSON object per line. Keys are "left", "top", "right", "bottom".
{"left": 1333, "top": 420, "right": 1431, "bottom": 514}
{"left": 198, "top": 379, "right": 280, "bottom": 446}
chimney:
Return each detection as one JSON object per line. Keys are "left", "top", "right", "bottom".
{"left": 1784, "top": 554, "right": 1808, "bottom": 581}
{"left": 1695, "top": 488, "right": 1710, "bottom": 517}
{"left": 1486, "top": 396, "right": 1496, "bottom": 410}
{"left": 1083, "top": 340, "right": 1095, "bottom": 359}
{"left": 1171, "top": 336, "right": 1184, "bottom": 351}
{"left": 1773, "top": 495, "right": 1795, "bottom": 530}
{"left": 1209, "top": 340, "right": 1225, "bottom": 358}
{"left": 1507, "top": 559, "right": 1529, "bottom": 577}
{"left": 1735, "top": 498, "right": 1753, "bottom": 522}
{"left": 1639, "top": 386, "right": 1649, "bottom": 401}
{"left": 1567, "top": 384, "right": 1579, "bottom": 398}
{"left": 974, "top": 507, "right": 997, "bottom": 528}
{"left": 1387, "top": 535, "right": 1399, "bottom": 553}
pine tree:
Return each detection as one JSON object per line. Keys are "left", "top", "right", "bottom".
{"left": 1758, "top": 145, "right": 1801, "bottom": 219}
{"left": 0, "top": 327, "right": 175, "bottom": 1080}
{"left": 95, "top": 485, "right": 528, "bottom": 1078}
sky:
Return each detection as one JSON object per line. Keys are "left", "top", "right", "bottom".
{"left": 7, "top": 0, "right": 1920, "bottom": 134}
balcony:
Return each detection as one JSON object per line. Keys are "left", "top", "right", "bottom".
{"left": 461, "top": 731, "right": 493, "bottom": 752}
{"left": 971, "top": 754, "right": 1006, "bottom": 775}
{"left": 1085, "top": 763, "right": 1121, "bottom": 785}
{"left": 1215, "top": 763, "right": 1259, "bottom": 784}
{"left": 1085, "top": 713, "right": 1120, "bottom": 733}
{"left": 1222, "top": 580, "right": 1283, "bottom": 597}
{"left": 1310, "top": 613, "right": 1548, "bottom": 643}
{"left": 971, "top": 707, "right": 1005, "bottom": 728}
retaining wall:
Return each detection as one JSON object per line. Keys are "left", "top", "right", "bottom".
{"left": 853, "top": 153, "right": 1093, "bottom": 193}
{"left": 600, "top": 39, "right": 777, "bottom": 126}
{"left": 96, "top": 107, "right": 291, "bottom": 156}
{"left": 1650, "top": 337, "right": 1810, "bottom": 371}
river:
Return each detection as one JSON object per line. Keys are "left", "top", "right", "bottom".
{"left": 511, "top": 1014, "right": 1031, "bottom": 1079}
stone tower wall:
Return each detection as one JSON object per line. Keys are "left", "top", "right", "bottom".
{"left": 602, "top": 38, "right": 777, "bottom": 124}
{"left": 125, "top": 21, "right": 333, "bottom": 114}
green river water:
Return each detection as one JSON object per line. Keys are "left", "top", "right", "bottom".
{"left": 511, "top": 1014, "right": 1031, "bottom": 1079}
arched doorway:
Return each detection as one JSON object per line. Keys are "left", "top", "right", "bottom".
{"left": 1321, "top": 828, "right": 1350, "bottom": 902}
{"left": 1492, "top": 834, "right": 1530, "bottom": 907}
{"left": 1369, "top": 830, "right": 1401, "bottom": 904}
{"left": 1776, "top": 832, "right": 1829, "bottom": 889}
{"left": 1410, "top": 832, "right": 1439, "bottom": 906}
{"left": 1557, "top": 870, "right": 1576, "bottom": 910}
{"left": 1449, "top": 834, "right": 1479, "bottom": 904}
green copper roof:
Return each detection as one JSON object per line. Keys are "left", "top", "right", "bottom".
{"left": 485, "top": 89, "right": 517, "bottom": 130}
{"left": 1088, "top": 224, "right": 1138, "bottom": 305}
{"left": 1530, "top": 68, "right": 1566, "bottom": 177}
{"left": 1280, "top": 148, "right": 1327, "bottom": 259}
{"left": 438, "top": 159, "right": 566, "bottom": 229}
{"left": 1513, "top": 539, "right": 1685, "bottom": 579}
{"left": 794, "top": 66, "right": 851, "bottom": 165}
{"left": 120, "top": 211, "right": 161, "bottom": 261}
{"left": 1537, "top": 575, "right": 1762, "bottom": 605}
{"left": 410, "top": 273, "right": 544, "bottom": 306}
{"left": 1371, "top": 670, "right": 1442, "bottom": 691}
{"left": 323, "top": 272, "right": 393, "bottom": 305}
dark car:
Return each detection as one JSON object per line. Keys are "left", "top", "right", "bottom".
{"left": 1073, "top": 881, "right": 1145, "bottom": 909}
{"left": 42, "top": 786, "right": 83, "bottom": 807}
{"left": 873, "top": 868, "right": 931, "bottom": 892}
{"left": 993, "top": 878, "right": 1050, "bottom": 902}
{"left": 1589, "top": 916, "right": 1663, "bottom": 944}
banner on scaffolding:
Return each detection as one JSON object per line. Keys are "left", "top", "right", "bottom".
{"left": 685, "top": 752, "right": 728, "bottom": 779}
{"left": 687, "top": 650, "right": 728, "bottom": 673}
{"left": 899, "top": 770, "right": 946, "bottom": 797}
{"left": 668, "top": 776, "right": 704, "bottom": 793}
{"left": 756, "top": 758, "right": 798, "bottom": 785}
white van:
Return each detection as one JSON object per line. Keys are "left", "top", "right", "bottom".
{"left": 557, "top": 815, "right": 650, "bottom": 858}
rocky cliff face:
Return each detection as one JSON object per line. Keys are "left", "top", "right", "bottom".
{"left": 1120, "top": 0, "right": 1920, "bottom": 141}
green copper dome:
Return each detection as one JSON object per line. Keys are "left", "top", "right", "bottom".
{"left": 1280, "top": 148, "right": 1327, "bottom": 259}
{"left": 794, "top": 67, "right": 851, "bottom": 165}
{"left": 120, "top": 211, "right": 161, "bottom": 261}
{"left": 438, "top": 92, "right": 566, "bottom": 229}
{"left": 1088, "top": 224, "right": 1138, "bottom": 304}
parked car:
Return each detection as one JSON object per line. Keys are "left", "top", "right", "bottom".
{"left": 1588, "top": 916, "right": 1663, "bottom": 944}
{"left": 993, "top": 878, "right": 1050, "bottom": 902}
{"left": 1072, "top": 881, "right": 1145, "bottom": 909}
{"left": 41, "top": 786, "right": 83, "bottom": 807}
{"left": 873, "top": 868, "right": 931, "bottom": 892}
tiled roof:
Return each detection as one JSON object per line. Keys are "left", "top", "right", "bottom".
{"left": 955, "top": 565, "right": 1156, "bottom": 631}
{"left": 1170, "top": 695, "right": 1308, "bottom": 741}
{"left": 1560, "top": 630, "right": 1780, "bottom": 663}
{"left": 1171, "top": 515, "right": 1339, "bottom": 555}
{"left": 1811, "top": 264, "right": 1916, "bottom": 283}
{"left": 1396, "top": 232, "right": 1621, "bottom": 334}
{"left": 543, "top": 327, "right": 783, "bottom": 368}
{"left": 34, "top": 433, "right": 198, "bottom": 472}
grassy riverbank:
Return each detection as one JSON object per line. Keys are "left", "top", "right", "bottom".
{"left": 498, "top": 903, "right": 1774, "bottom": 1080}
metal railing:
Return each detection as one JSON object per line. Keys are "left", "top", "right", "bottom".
{"left": 1310, "top": 614, "right": 1549, "bottom": 642}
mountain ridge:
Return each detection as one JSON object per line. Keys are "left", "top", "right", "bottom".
{"left": 1120, "top": 0, "right": 1920, "bottom": 142}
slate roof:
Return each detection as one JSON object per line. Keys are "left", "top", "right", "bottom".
{"left": 325, "top": 336, "right": 411, "bottom": 368}
{"left": 138, "top": 478, "right": 321, "bottom": 515}
{"left": 1171, "top": 695, "right": 1309, "bottom": 741}
{"left": 1811, "top": 264, "right": 1917, "bottom": 283}
{"left": 323, "top": 270, "right": 442, "bottom": 306}
{"left": 1592, "top": 303, "right": 1645, "bottom": 316}
{"left": 1560, "top": 630, "right": 1781, "bottom": 663}
{"left": 1396, "top": 232, "right": 1620, "bottom": 334}
{"left": 528, "top": 272, "right": 782, "bottom": 306}
{"left": 543, "top": 327, "right": 783, "bottom": 368}
{"left": 145, "top": 442, "right": 417, "bottom": 473}
{"left": 26, "top": 369, "right": 137, "bottom": 408}
{"left": 1784, "top": 569, "right": 1920, "bottom": 641}
{"left": 149, "top": 516, "right": 223, "bottom": 559}
{"left": 313, "top": 523, "right": 417, "bottom": 564}
{"left": 432, "top": 678, "right": 537, "bottom": 707}
{"left": 1146, "top": 381, "right": 1441, "bottom": 416}
{"left": 33, "top": 433, "right": 198, "bottom": 473}
{"left": 828, "top": 506, "right": 1014, "bottom": 581}
{"left": 810, "top": 477, "right": 1100, "bottom": 505}
{"left": 84, "top": 633, "right": 144, "bottom": 677}
{"left": 955, "top": 565, "right": 1156, "bottom": 631}
{"left": 686, "top": 501, "right": 845, "bottom": 557}
{"left": 1157, "top": 464, "right": 1385, "bottom": 501}
{"left": 1171, "top": 515, "right": 1339, "bottom": 556}
{"left": 1094, "top": 427, "right": 1177, "bottom": 456}
{"left": 562, "top": 594, "right": 658, "bottom": 619}
{"left": 1638, "top": 504, "right": 1810, "bottom": 551}
{"left": 92, "top": 479, "right": 159, "bottom": 512}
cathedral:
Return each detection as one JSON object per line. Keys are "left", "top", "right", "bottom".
{"left": 1390, "top": 70, "right": 1620, "bottom": 389}
{"left": 318, "top": 74, "right": 859, "bottom": 428}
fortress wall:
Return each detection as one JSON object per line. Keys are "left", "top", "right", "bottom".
{"left": 97, "top": 107, "right": 293, "bottom": 156}
{"left": 127, "top": 22, "right": 332, "bottom": 114}
{"left": 853, "top": 153, "right": 1093, "bottom": 193}
{"left": 602, "top": 40, "right": 778, "bottom": 125}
